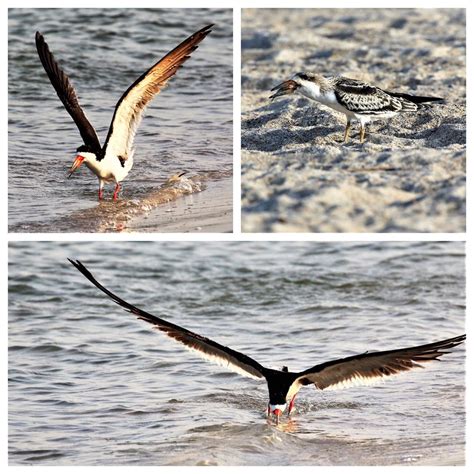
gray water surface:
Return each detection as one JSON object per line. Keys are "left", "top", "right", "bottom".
{"left": 8, "top": 8, "right": 232, "bottom": 232}
{"left": 8, "top": 241, "right": 465, "bottom": 465}
{"left": 9, "top": 242, "right": 465, "bottom": 465}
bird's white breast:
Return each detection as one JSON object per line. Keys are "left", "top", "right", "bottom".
{"left": 85, "top": 152, "right": 134, "bottom": 183}
{"left": 299, "top": 82, "right": 357, "bottom": 118}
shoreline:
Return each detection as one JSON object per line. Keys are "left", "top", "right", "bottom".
{"left": 127, "top": 177, "right": 233, "bottom": 233}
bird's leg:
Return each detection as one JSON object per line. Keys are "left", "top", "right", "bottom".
{"left": 288, "top": 395, "right": 297, "bottom": 415}
{"left": 98, "top": 180, "right": 104, "bottom": 201}
{"left": 113, "top": 183, "right": 120, "bottom": 200}
{"left": 359, "top": 124, "right": 366, "bottom": 143}
{"left": 267, "top": 405, "right": 271, "bottom": 418}
{"left": 344, "top": 119, "right": 351, "bottom": 143}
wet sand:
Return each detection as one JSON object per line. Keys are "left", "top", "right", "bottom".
{"left": 241, "top": 8, "right": 466, "bottom": 233}
{"left": 12, "top": 173, "right": 233, "bottom": 233}
{"left": 127, "top": 178, "right": 233, "bottom": 233}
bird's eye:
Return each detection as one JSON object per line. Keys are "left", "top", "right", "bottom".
{"left": 298, "top": 73, "right": 310, "bottom": 81}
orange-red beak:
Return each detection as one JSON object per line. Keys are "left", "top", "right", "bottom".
{"left": 68, "top": 155, "right": 85, "bottom": 178}
{"left": 273, "top": 408, "right": 282, "bottom": 424}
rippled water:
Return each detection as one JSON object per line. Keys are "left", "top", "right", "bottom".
{"left": 8, "top": 241, "right": 465, "bottom": 465}
{"left": 8, "top": 8, "right": 232, "bottom": 232}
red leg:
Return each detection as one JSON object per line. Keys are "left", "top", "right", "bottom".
{"left": 113, "top": 183, "right": 120, "bottom": 200}
{"left": 288, "top": 395, "right": 297, "bottom": 415}
{"left": 98, "top": 189, "right": 103, "bottom": 200}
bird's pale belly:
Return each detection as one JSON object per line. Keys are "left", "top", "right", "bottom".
{"left": 85, "top": 156, "right": 133, "bottom": 183}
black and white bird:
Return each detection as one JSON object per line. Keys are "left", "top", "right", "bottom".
{"left": 35, "top": 25, "right": 213, "bottom": 200}
{"left": 270, "top": 73, "right": 443, "bottom": 143}
{"left": 69, "top": 259, "right": 465, "bottom": 424}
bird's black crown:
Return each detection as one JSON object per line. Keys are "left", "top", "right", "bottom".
{"left": 76, "top": 144, "right": 95, "bottom": 153}
{"left": 76, "top": 145, "right": 103, "bottom": 160}
{"left": 296, "top": 72, "right": 314, "bottom": 81}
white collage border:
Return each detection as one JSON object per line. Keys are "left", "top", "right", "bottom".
{"left": 2, "top": 0, "right": 471, "bottom": 472}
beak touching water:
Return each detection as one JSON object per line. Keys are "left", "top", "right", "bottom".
{"left": 270, "top": 79, "right": 299, "bottom": 100}
{"left": 268, "top": 404, "right": 287, "bottom": 424}
{"left": 273, "top": 408, "right": 283, "bottom": 424}
{"left": 68, "top": 155, "right": 85, "bottom": 178}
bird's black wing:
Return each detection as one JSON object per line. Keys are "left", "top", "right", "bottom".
{"left": 35, "top": 32, "right": 101, "bottom": 152}
{"left": 294, "top": 335, "right": 465, "bottom": 390}
{"left": 334, "top": 76, "right": 417, "bottom": 114}
{"left": 68, "top": 259, "right": 266, "bottom": 380}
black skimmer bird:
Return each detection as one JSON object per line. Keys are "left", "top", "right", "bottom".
{"left": 69, "top": 259, "right": 465, "bottom": 424}
{"left": 35, "top": 25, "right": 213, "bottom": 200}
{"left": 270, "top": 73, "right": 443, "bottom": 143}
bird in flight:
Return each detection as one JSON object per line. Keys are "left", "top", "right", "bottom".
{"left": 69, "top": 259, "right": 465, "bottom": 424}
{"left": 270, "top": 73, "right": 443, "bottom": 143}
{"left": 36, "top": 25, "right": 213, "bottom": 200}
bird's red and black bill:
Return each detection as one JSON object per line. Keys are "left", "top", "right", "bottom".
{"left": 68, "top": 155, "right": 84, "bottom": 178}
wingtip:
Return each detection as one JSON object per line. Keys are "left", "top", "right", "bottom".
{"left": 197, "top": 24, "right": 214, "bottom": 37}
{"left": 68, "top": 258, "right": 81, "bottom": 271}
{"left": 68, "top": 258, "right": 92, "bottom": 278}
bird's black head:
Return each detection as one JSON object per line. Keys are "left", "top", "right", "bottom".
{"left": 76, "top": 144, "right": 95, "bottom": 154}
{"left": 68, "top": 145, "right": 100, "bottom": 178}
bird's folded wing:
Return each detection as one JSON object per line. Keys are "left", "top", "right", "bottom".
{"left": 295, "top": 335, "right": 465, "bottom": 390}
{"left": 103, "top": 24, "right": 213, "bottom": 160}
{"left": 35, "top": 32, "right": 101, "bottom": 152}
{"left": 68, "top": 259, "right": 265, "bottom": 380}
{"left": 334, "top": 76, "right": 416, "bottom": 114}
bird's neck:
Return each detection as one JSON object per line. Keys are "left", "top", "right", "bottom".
{"left": 299, "top": 76, "right": 338, "bottom": 106}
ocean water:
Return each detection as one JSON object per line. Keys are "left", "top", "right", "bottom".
{"left": 8, "top": 8, "right": 232, "bottom": 232}
{"left": 8, "top": 241, "right": 465, "bottom": 465}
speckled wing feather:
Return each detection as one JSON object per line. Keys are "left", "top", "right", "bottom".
{"left": 68, "top": 259, "right": 265, "bottom": 380}
{"left": 334, "top": 77, "right": 418, "bottom": 114}
{"left": 294, "top": 335, "right": 465, "bottom": 391}
{"left": 35, "top": 32, "right": 101, "bottom": 152}
{"left": 103, "top": 24, "right": 213, "bottom": 161}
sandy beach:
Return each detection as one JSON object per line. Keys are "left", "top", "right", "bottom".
{"left": 241, "top": 9, "right": 466, "bottom": 233}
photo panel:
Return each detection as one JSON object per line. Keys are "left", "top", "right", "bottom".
{"left": 241, "top": 8, "right": 466, "bottom": 233}
{"left": 8, "top": 241, "right": 465, "bottom": 465}
{"left": 8, "top": 8, "right": 233, "bottom": 233}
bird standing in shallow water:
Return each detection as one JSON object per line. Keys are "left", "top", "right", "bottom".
{"left": 36, "top": 25, "right": 213, "bottom": 200}
{"left": 270, "top": 73, "right": 443, "bottom": 143}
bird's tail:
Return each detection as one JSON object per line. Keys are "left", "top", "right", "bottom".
{"left": 389, "top": 92, "right": 444, "bottom": 104}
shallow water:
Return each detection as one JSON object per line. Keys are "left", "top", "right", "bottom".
{"left": 8, "top": 8, "right": 232, "bottom": 232}
{"left": 8, "top": 241, "right": 465, "bottom": 465}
